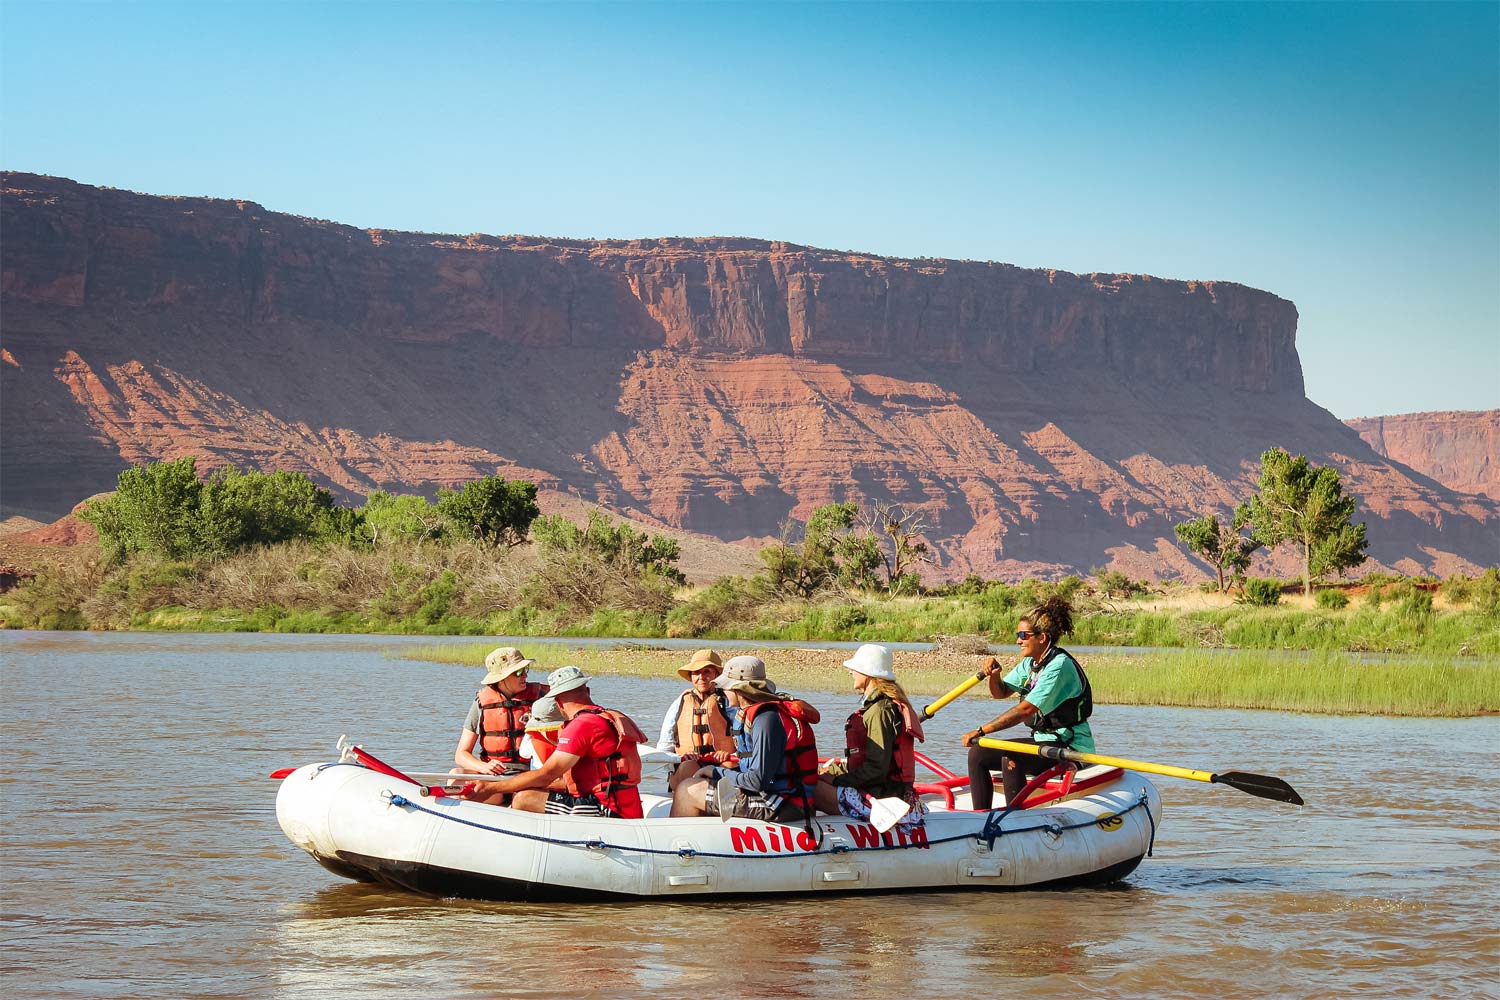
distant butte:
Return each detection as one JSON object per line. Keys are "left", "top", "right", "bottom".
{"left": 2, "top": 172, "right": 1494, "bottom": 580}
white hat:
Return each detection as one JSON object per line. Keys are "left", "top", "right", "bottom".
{"left": 546, "top": 665, "right": 592, "bottom": 696}
{"left": 842, "top": 643, "right": 896, "bottom": 681}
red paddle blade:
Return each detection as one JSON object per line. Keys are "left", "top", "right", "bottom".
{"left": 270, "top": 767, "right": 296, "bottom": 779}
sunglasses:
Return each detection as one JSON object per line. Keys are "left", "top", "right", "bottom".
{"left": 1015, "top": 630, "right": 1036, "bottom": 640}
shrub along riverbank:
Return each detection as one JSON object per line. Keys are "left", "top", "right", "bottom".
{"left": 2, "top": 536, "right": 1497, "bottom": 660}
{"left": 399, "top": 643, "right": 1500, "bottom": 718}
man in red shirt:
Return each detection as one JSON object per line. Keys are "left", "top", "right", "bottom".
{"left": 484, "top": 666, "right": 646, "bottom": 819}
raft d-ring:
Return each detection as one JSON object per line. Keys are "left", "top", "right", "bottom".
{"left": 585, "top": 839, "right": 609, "bottom": 854}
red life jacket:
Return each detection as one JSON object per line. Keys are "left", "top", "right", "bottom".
{"left": 674, "top": 689, "right": 735, "bottom": 756}
{"left": 740, "top": 699, "right": 822, "bottom": 809}
{"left": 563, "top": 706, "right": 647, "bottom": 818}
{"left": 476, "top": 682, "right": 548, "bottom": 764}
{"left": 844, "top": 693, "right": 925, "bottom": 784}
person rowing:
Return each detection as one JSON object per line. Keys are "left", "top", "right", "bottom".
{"left": 961, "top": 596, "right": 1094, "bottom": 810}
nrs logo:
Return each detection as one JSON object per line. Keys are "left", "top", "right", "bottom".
{"left": 1095, "top": 813, "right": 1124, "bottom": 832}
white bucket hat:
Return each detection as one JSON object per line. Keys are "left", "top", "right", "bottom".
{"left": 546, "top": 665, "right": 592, "bottom": 696}
{"left": 842, "top": 643, "right": 896, "bottom": 681}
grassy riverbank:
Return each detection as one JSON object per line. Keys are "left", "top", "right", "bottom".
{"left": 399, "top": 642, "right": 1500, "bottom": 718}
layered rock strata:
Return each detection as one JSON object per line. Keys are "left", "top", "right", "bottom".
{"left": 3, "top": 172, "right": 1494, "bottom": 579}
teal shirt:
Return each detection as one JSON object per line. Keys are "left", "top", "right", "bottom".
{"left": 1002, "top": 650, "right": 1095, "bottom": 752}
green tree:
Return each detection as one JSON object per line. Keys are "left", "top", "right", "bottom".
{"left": 436, "top": 476, "right": 540, "bottom": 547}
{"left": 759, "top": 502, "right": 862, "bottom": 598}
{"left": 362, "top": 491, "right": 446, "bottom": 545}
{"left": 78, "top": 456, "right": 206, "bottom": 560}
{"left": 197, "top": 467, "right": 343, "bottom": 555}
{"left": 1248, "top": 449, "right": 1369, "bottom": 597}
{"left": 1174, "top": 503, "right": 1261, "bottom": 592}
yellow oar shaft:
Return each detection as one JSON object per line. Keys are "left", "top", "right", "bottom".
{"left": 922, "top": 667, "right": 990, "bottom": 718}
{"left": 977, "top": 737, "right": 1217, "bottom": 784}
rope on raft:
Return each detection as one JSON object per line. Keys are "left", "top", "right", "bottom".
{"left": 381, "top": 789, "right": 1154, "bottom": 861}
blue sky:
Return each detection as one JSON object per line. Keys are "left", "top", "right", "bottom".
{"left": 3, "top": 1, "right": 1495, "bottom": 418}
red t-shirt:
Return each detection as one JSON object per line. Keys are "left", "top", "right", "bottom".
{"left": 555, "top": 710, "right": 644, "bottom": 818}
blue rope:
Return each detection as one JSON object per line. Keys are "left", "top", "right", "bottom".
{"left": 382, "top": 792, "right": 1153, "bottom": 860}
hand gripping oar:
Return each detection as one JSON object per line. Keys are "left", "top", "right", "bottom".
{"left": 976, "top": 737, "right": 1304, "bottom": 806}
{"left": 922, "top": 658, "right": 999, "bottom": 719}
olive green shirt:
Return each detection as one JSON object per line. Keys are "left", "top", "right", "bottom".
{"left": 822, "top": 692, "right": 910, "bottom": 798}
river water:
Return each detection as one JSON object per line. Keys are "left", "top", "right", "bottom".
{"left": 1, "top": 631, "right": 1496, "bottom": 999}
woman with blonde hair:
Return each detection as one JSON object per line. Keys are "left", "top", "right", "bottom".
{"left": 815, "top": 644, "right": 927, "bottom": 826}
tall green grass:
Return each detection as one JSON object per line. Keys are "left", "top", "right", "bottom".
{"left": 395, "top": 643, "right": 1500, "bottom": 718}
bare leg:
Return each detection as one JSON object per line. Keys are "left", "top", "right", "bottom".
{"left": 812, "top": 776, "right": 843, "bottom": 816}
{"left": 510, "top": 788, "right": 549, "bottom": 813}
{"left": 666, "top": 759, "right": 699, "bottom": 793}
{"left": 671, "top": 776, "right": 711, "bottom": 817}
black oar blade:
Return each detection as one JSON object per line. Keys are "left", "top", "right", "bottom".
{"left": 1214, "top": 771, "right": 1304, "bottom": 806}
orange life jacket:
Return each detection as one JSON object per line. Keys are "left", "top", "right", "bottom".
{"left": 673, "top": 689, "right": 735, "bottom": 756}
{"left": 563, "top": 706, "right": 647, "bottom": 817}
{"left": 527, "top": 729, "right": 560, "bottom": 765}
{"left": 844, "top": 693, "right": 925, "bottom": 784}
{"left": 476, "top": 681, "right": 548, "bottom": 764}
{"left": 740, "top": 699, "right": 822, "bottom": 809}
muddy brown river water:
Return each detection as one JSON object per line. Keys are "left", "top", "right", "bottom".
{"left": 1, "top": 631, "right": 1496, "bottom": 999}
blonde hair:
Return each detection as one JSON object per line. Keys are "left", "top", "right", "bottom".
{"left": 867, "top": 677, "right": 912, "bottom": 709}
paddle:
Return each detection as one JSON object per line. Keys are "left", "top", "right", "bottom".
{"left": 976, "top": 737, "right": 1304, "bottom": 806}
{"left": 921, "top": 657, "right": 999, "bottom": 719}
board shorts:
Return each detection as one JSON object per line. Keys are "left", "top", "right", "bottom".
{"left": 544, "top": 790, "right": 622, "bottom": 818}
{"left": 705, "top": 780, "right": 807, "bottom": 823}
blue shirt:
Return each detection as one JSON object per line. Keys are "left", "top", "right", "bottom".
{"left": 728, "top": 709, "right": 789, "bottom": 795}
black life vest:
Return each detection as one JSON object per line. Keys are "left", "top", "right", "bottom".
{"left": 1020, "top": 646, "right": 1093, "bottom": 736}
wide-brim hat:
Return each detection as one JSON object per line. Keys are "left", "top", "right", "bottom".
{"left": 677, "top": 648, "right": 724, "bottom": 681}
{"left": 842, "top": 643, "right": 896, "bottom": 681}
{"left": 546, "top": 664, "right": 592, "bottom": 696}
{"left": 722, "top": 678, "right": 785, "bottom": 701}
{"left": 481, "top": 646, "right": 536, "bottom": 685}
{"left": 716, "top": 654, "right": 767, "bottom": 688}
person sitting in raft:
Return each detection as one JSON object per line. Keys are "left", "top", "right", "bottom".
{"left": 670, "top": 657, "right": 821, "bottom": 822}
{"left": 450, "top": 646, "right": 548, "bottom": 806}
{"left": 814, "top": 643, "right": 928, "bottom": 828}
{"left": 960, "top": 595, "right": 1094, "bottom": 810}
{"left": 483, "top": 666, "right": 649, "bottom": 819}
{"left": 656, "top": 649, "right": 737, "bottom": 793}
{"left": 520, "top": 695, "right": 568, "bottom": 787}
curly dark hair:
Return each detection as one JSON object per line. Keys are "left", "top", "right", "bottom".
{"left": 1022, "top": 596, "right": 1074, "bottom": 645}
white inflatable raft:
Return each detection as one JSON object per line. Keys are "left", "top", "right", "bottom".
{"left": 276, "top": 751, "right": 1162, "bottom": 901}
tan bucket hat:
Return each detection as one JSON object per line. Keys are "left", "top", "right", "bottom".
{"left": 481, "top": 646, "right": 536, "bottom": 685}
{"left": 677, "top": 648, "right": 724, "bottom": 680}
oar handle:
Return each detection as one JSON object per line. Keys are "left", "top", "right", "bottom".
{"left": 976, "top": 737, "right": 1218, "bottom": 784}
{"left": 922, "top": 659, "right": 999, "bottom": 719}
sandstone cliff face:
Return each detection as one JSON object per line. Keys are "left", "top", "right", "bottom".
{"left": 2, "top": 172, "right": 1494, "bottom": 580}
{"left": 1347, "top": 411, "right": 1499, "bottom": 501}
